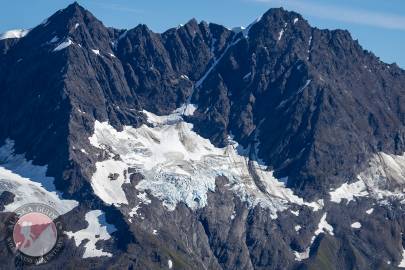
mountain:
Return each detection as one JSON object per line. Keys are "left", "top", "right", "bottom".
{"left": 0, "top": 2, "right": 404, "bottom": 269}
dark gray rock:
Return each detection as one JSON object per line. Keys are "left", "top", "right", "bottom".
{"left": 0, "top": 3, "right": 404, "bottom": 270}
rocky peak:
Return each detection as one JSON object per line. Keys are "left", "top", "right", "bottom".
{"left": 183, "top": 18, "right": 199, "bottom": 32}
{"left": 1, "top": 3, "right": 405, "bottom": 269}
{"left": 189, "top": 7, "right": 405, "bottom": 199}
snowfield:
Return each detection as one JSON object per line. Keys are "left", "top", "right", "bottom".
{"left": 0, "top": 29, "right": 29, "bottom": 40}
{"left": 0, "top": 139, "right": 78, "bottom": 215}
{"left": 330, "top": 152, "right": 405, "bottom": 204}
{"left": 66, "top": 210, "right": 116, "bottom": 258}
{"left": 89, "top": 105, "right": 322, "bottom": 218}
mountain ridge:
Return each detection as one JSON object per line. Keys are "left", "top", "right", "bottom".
{"left": 0, "top": 3, "right": 404, "bottom": 269}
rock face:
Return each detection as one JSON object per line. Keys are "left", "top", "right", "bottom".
{"left": 191, "top": 9, "right": 405, "bottom": 199}
{"left": 0, "top": 3, "right": 404, "bottom": 270}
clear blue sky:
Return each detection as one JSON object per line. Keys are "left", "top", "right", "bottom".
{"left": 1, "top": 0, "right": 404, "bottom": 68}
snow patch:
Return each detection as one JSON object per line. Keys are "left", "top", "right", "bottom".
{"left": 232, "top": 15, "right": 262, "bottom": 38}
{"left": 168, "top": 259, "right": 173, "bottom": 269}
{"left": 0, "top": 140, "right": 78, "bottom": 215}
{"left": 315, "top": 213, "right": 334, "bottom": 236}
{"left": 293, "top": 18, "right": 299, "bottom": 24}
{"left": 291, "top": 210, "right": 299, "bottom": 216}
{"left": 277, "top": 29, "right": 284, "bottom": 41}
{"left": 74, "top": 23, "right": 80, "bottom": 30}
{"left": 176, "top": 103, "right": 197, "bottom": 117}
{"left": 293, "top": 213, "right": 334, "bottom": 261}
{"left": 128, "top": 191, "right": 151, "bottom": 222}
{"left": 351, "top": 222, "right": 361, "bottom": 229}
{"left": 118, "top": 30, "right": 128, "bottom": 41}
{"left": 307, "top": 35, "right": 313, "bottom": 60}
{"left": 329, "top": 180, "right": 368, "bottom": 204}
{"left": 90, "top": 158, "right": 129, "bottom": 206}
{"left": 195, "top": 37, "right": 241, "bottom": 88}
{"left": 277, "top": 23, "right": 288, "bottom": 42}
{"left": 49, "top": 36, "right": 59, "bottom": 43}
{"left": 91, "top": 49, "right": 100, "bottom": 55}
{"left": 231, "top": 26, "right": 245, "bottom": 34}
{"left": 230, "top": 210, "right": 236, "bottom": 220}
{"left": 41, "top": 18, "right": 50, "bottom": 27}
{"left": 297, "top": 79, "right": 311, "bottom": 94}
{"left": 129, "top": 206, "right": 141, "bottom": 220}
{"left": 53, "top": 39, "right": 73, "bottom": 52}
{"left": 399, "top": 247, "right": 405, "bottom": 268}
{"left": 366, "top": 208, "right": 374, "bottom": 214}
{"left": 66, "top": 210, "right": 116, "bottom": 258}
{"left": 243, "top": 72, "right": 251, "bottom": 80}
{"left": 0, "top": 29, "right": 29, "bottom": 40}
{"left": 294, "top": 225, "right": 301, "bottom": 232}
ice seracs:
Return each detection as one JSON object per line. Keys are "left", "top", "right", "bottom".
{"left": 89, "top": 104, "right": 322, "bottom": 219}
{"left": 137, "top": 192, "right": 151, "bottom": 205}
{"left": 66, "top": 210, "right": 116, "bottom": 258}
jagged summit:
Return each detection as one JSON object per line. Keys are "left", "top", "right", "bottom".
{"left": 59, "top": 1, "right": 87, "bottom": 16}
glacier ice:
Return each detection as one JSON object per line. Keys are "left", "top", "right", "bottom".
{"left": 89, "top": 106, "right": 322, "bottom": 218}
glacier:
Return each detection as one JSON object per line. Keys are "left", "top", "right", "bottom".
{"left": 0, "top": 139, "right": 78, "bottom": 215}
{"left": 89, "top": 105, "right": 322, "bottom": 219}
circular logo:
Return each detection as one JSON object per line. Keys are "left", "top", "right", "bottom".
{"left": 6, "top": 203, "right": 64, "bottom": 265}
{"left": 13, "top": 212, "right": 57, "bottom": 257}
